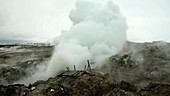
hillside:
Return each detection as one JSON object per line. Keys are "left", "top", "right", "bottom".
{"left": 0, "top": 41, "right": 170, "bottom": 96}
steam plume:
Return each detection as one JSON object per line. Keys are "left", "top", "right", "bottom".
{"left": 46, "top": 0, "right": 128, "bottom": 77}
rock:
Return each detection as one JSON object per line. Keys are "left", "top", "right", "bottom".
{"left": 0, "top": 84, "right": 29, "bottom": 96}
{"left": 101, "top": 41, "right": 170, "bottom": 87}
{"left": 0, "top": 66, "right": 26, "bottom": 85}
{"left": 0, "top": 70, "right": 170, "bottom": 96}
{"left": 138, "top": 82, "right": 170, "bottom": 96}
{"left": 0, "top": 70, "right": 124, "bottom": 96}
{"left": 119, "top": 81, "right": 137, "bottom": 92}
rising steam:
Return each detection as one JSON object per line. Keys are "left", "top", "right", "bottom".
{"left": 46, "top": 0, "right": 128, "bottom": 77}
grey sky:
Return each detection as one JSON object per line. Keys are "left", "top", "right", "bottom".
{"left": 114, "top": 0, "right": 170, "bottom": 42}
{"left": 0, "top": 0, "right": 169, "bottom": 42}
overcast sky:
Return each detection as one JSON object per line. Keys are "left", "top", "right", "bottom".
{"left": 0, "top": 0, "right": 170, "bottom": 42}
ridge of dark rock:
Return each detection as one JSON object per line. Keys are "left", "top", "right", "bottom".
{"left": 0, "top": 70, "right": 170, "bottom": 96}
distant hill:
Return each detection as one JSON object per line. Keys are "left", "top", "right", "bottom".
{"left": 0, "top": 39, "right": 33, "bottom": 44}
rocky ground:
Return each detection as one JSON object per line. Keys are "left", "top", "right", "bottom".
{"left": 101, "top": 41, "right": 170, "bottom": 87}
{"left": 0, "top": 70, "right": 170, "bottom": 96}
{"left": 0, "top": 44, "right": 54, "bottom": 85}
{"left": 0, "top": 41, "right": 170, "bottom": 96}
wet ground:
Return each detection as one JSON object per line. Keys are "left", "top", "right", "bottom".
{"left": 0, "top": 44, "right": 54, "bottom": 85}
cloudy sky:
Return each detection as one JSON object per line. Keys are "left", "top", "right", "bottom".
{"left": 0, "top": 0, "right": 169, "bottom": 42}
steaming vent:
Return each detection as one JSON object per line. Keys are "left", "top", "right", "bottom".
{"left": 46, "top": 0, "right": 128, "bottom": 77}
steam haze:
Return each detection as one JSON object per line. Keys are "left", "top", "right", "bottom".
{"left": 46, "top": 0, "right": 127, "bottom": 77}
{"left": 0, "top": 0, "right": 169, "bottom": 86}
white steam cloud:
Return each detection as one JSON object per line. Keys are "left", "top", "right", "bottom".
{"left": 46, "top": 0, "right": 128, "bottom": 77}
